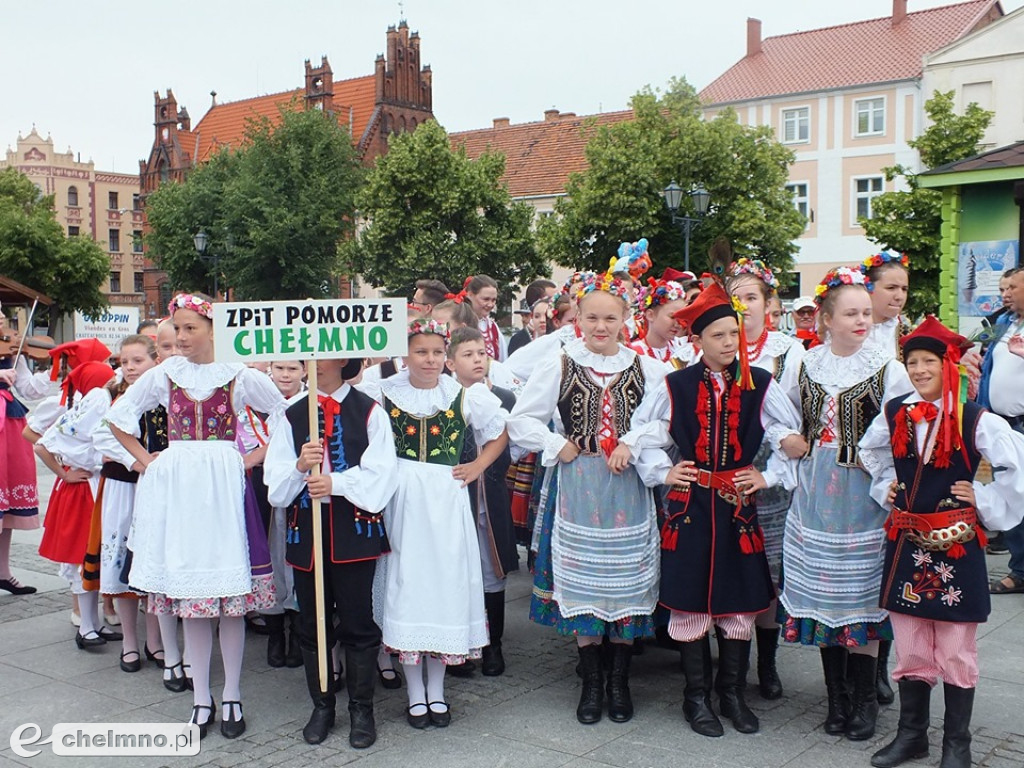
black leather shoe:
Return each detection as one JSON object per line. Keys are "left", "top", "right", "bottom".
{"left": 715, "top": 637, "right": 759, "bottom": 734}
{"left": 428, "top": 701, "right": 451, "bottom": 728}
{"left": 97, "top": 626, "right": 123, "bottom": 642}
{"left": 120, "top": 650, "right": 142, "bottom": 673}
{"left": 871, "top": 679, "right": 931, "bottom": 768}
{"left": 0, "top": 577, "right": 36, "bottom": 595}
{"left": 406, "top": 703, "right": 429, "bottom": 729}
{"left": 845, "top": 654, "right": 880, "bottom": 741}
{"left": 188, "top": 700, "right": 216, "bottom": 740}
{"left": 481, "top": 643, "right": 505, "bottom": 677}
{"left": 75, "top": 630, "right": 106, "bottom": 649}
{"left": 606, "top": 643, "right": 634, "bottom": 723}
{"left": 144, "top": 644, "right": 165, "bottom": 669}
{"left": 576, "top": 645, "right": 604, "bottom": 724}
{"left": 303, "top": 705, "right": 335, "bottom": 744}
{"left": 163, "top": 661, "right": 188, "bottom": 693}
{"left": 876, "top": 640, "right": 895, "bottom": 705}
{"left": 378, "top": 663, "right": 402, "bottom": 689}
{"left": 680, "top": 639, "right": 724, "bottom": 738}
{"left": 220, "top": 701, "right": 246, "bottom": 739}
{"left": 755, "top": 627, "right": 784, "bottom": 700}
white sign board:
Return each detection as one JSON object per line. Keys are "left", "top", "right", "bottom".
{"left": 74, "top": 307, "right": 140, "bottom": 349}
{"left": 213, "top": 298, "right": 408, "bottom": 363}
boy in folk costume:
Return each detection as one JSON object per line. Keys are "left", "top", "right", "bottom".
{"left": 626, "top": 281, "right": 801, "bottom": 737}
{"left": 264, "top": 357, "right": 398, "bottom": 748}
{"left": 859, "top": 317, "right": 1024, "bottom": 768}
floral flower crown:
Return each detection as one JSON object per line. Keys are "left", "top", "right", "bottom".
{"left": 407, "top": 317, "right": 450, "bottom": 343}
{"left": 730, "top": 258, "right": 779, "bottom": 290}
{"left": 575, "top": 271, "right": 635, "bottom": 304}
{"left": 547, "top": 272, "right": 594, "bottom": 320}
{"left": 168, "top": 293, "right": 214, "bottom": 320}
{"left": 861, "top": 251, "right": 909, "bottom": 274}
{"left": 641, "top": 278, "right": 686, "bottom": 309}
{"left": 814, "top": 266, "right": 872, "bottom": 305}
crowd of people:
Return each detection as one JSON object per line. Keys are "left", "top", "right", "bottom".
{"left": 1, "top": 244, "right": 1023, "bottom": 768}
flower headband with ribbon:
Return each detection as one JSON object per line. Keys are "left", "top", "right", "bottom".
{"left": 641, "top": 278, "right": 686, "bottom": 310}
{"left": 609, "top": 238, "right": 652, "bottom": 280}
{"left": 407, "top": 317, "right": 450, "bottom": 344}
{"left": 730, "top": 258, "right": 779, "bottom": 290}
{"left": 168, "top": 293, "right": 214, "bottom": 320}
{"left": 575, "top": 272, "right": 635, "bottom": 304}
{"left": 814, "top": 266, "right": 872, "bottom": 305}
{"left": 861, "top": 251, "right": 909, "bottom": 275}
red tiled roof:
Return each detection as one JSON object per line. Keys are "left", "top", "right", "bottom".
{"left": 450, "top": 110, "right": 635, "bottom": 198}
{"left": 700, "top": 1, "right": 1000, "bottom": 105}
{"left": 191, "top": 75, "right": 377, "bottom": 161}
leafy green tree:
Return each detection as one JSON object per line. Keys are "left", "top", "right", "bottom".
{"left": 0, "top": 167, "right": 109, "bottom": 323}
{"left": 537, "top": 78, "right": 804, "bottom": 280}
{"left": 861, "top": 90, "right": 992, "bottom": 318}
{"left": 345, "top": 119, "right": 547, "bottom": 299}
{"left": 145, "top": 105, "right": 364, "bottom": 300}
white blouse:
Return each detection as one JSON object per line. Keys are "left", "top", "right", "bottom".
{"left": 859, "top": 395, "right": 1024, "bottom": 532}
{"left": 105, "top": 356, "right": 285, "bottom": 438}
{"left": 263, "top": 384, "right": 399, "bottom": 513}
{"left": 39, "top": 387, "right": 111, "bottom": 472}
{"left": 505, "top": 325, "right": 577, "bottom": 382}
{"left": 751, "top": 331, "right": 805, "bottom": 397}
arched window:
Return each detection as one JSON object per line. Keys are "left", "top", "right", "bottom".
{"left": 410, "top": 117, "right": 417, "bottom": 130}
{"left": 67, "top": 186, "right": 78, "bottom": 207}
{"left": 399, "top": 116, "right": 407, "bottom": 133}
{"left": 158, "top": 280, "right": 172, "bottom": 311}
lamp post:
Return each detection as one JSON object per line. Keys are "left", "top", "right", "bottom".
{"left": 663, "top": 181, "right": 712, "bottom": 273}
{"left": 193, "top": 230, "right": 218, "bottom": 298}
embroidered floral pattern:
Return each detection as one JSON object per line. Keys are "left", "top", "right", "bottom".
{"left": 386, "top": 391, "right": 466, "bottom": 466}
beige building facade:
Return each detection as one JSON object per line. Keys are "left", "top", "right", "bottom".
{"left": 1, "top": 128, "right": 146, "bottom": 311}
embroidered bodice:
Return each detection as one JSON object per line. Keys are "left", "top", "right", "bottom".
{"left": 168, "top": 381, "right": 236, "bottom": 441}
{"left": 557, "top": 353, "right": 645, "bottom": 455}
{"left": 385, "top": 389, "right": 467, "bottom": 466}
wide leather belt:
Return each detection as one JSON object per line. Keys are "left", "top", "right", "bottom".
{"left": 888, "top": 507, "right": 978, "bottom": 552}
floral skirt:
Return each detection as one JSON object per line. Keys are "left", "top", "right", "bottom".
{"left": 148, "top": 573, "right": 276, "bottom": 618}
{"left": 780, "top": 611, "right": 892, "bottom": 648}
{"left": 529, "top": 463, "right": 655, "bottom": 640}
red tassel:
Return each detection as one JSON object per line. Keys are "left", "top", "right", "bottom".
{"left": 695, "top": 381, "right": 711, "bottom": 463}
{"left": 727, "top": 379, "right": 743, "bottom": 462}
{"left": 948, "top": 543, "right": 966, "bottom": 560}
{"left": 661, "top": 523, "right": 679, "bottom": 551}
{"left": 600, "top": 436, "right": 618, "bottom": 459}
{"left": 887, "top": 524, "right": 899, "bottom": 542}
{"left": 891, "top": 406, "right": 910, "bottom": 458}
{"left": 667, "top": 488, "right": 689, "bottom": 502}
{"left": 739, "top": 531, "right": 753, "bottom": 554}
{"left": 977, "top": 528, "right": 988, "bottom": 548}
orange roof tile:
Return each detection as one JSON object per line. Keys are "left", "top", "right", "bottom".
{"left": 450, "top": 110, "right": 635, "bottom": 199}
{"left": 700, "top": 0, "right": 999, "bottom": 105}
{"left": 191, "top": 75, "right": 377, "bottom": 161}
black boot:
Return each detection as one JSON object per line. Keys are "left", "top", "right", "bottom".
{"left": 679, "top": 639, "right": 723, "bottom": 737}
{"left": 285, "top": 611, "right": 304, "bottom": 668}
{"left": 345, "top": 646, "right": 378, "bottom": 749}
{"left": 606, "top": 642, "right": 634, "bottom": 723}
{"left": 576, "top": 644, "right": 604, "bottom": 724}
{"left": 755, "top": 626, "right": 783, "bottom": 700}
{"left": 264, "top": 614, "right": 286, "bottom": 668}
{"left": 301, "top": 647, "right": 336, "bottom": 744}
{"left": 876, "top": 639, "right": 895, "bottom": 705}
{"left": 820, "top": 647, "right": 850, "bottom": 735}
{"left": 871, "top": 679, "right": 931, "bottom": 767}
{"left": 715, "top": 636, "right": 759, "bottom": 734}
{"left": 845, "top": 653, "right": 880, "bottom": 740}
{"left": 939, "top": 683, "right": 974, "bottom": 768}
{"left": 481, "top": 591, "right": 506, "bottom": 677}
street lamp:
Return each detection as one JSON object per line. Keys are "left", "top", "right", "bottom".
{"left": 192, "top": 230, "right": 218, "bottom": 297}
{"left": 663, "top": 181, "right": 712, "bottom": 273}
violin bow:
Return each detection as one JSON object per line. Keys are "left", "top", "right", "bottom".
{"left": 13, "top": 299, "right": 39, "bottom": 360}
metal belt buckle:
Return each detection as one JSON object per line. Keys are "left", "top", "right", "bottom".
{"left": 696, "top": 469, "right": 713, "bottom": 488}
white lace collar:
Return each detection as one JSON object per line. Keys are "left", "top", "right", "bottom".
{"left": 379, "top": 370, "right": 462, "bottom": 416}
{"left": 752, "top": 331, "right": 796, "bottom": 362}
{"left": 563, "top": 337, "right": 638, "bottom": 374}
{"left": 866, "top": 317, "right": 901, "bottom": 360}
{"left": 162, "top": 355, "right": 243, "bottom": 389}
{"left": 802, "top": 343, "right": 892, "bottom": 388}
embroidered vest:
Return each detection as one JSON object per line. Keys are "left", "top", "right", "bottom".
{"left": 167, "top": 381, "right": 235, "bottom": 441}
{"left": 799, "top": 365, "right": 885, "bottom": 467}
{"left": 385, "top": 389, "right": 466, "bottom": 467}
{"left": 556, "top": 354, "right": 645, "bottom": 455}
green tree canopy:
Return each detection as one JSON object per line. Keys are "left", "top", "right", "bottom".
{"left": 0, "top": 167, "right": 109, "bottom": 322}
{"left": 145, "top": 105, "right": 365, "bottom": 300}
{"left": 861, "top": 90, "right": 992, "bottom": 319}
{"left": 345, "top": 119, "right": 547, "bottom": 299}
{"left": 536, "top": 78, "right": 805, "bottom": 281}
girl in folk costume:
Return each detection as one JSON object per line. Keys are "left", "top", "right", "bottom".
{"left": 626, "top": 280, "right": 801, "bottom": 737}
{"left": 629, "top": 277, "right": 690, "bottom": 370}
{"left": 507, "top": 274, "right": 667, "bottom": 725}
{"left": 726, "top": 258, "right": 805, "bottom": 701}
{"left": 82, "top": 335, "right": 165, "bottom": 672}
{"left": 863, "top": 251, "right": 911, "bottom": 361}
{"left": 35, "top": 361, "right": 120, "bottom": 647}
{"left": 264, "top": 356, "right": 398, "bottom": 749}
{"left": 859, "top": 317, "right": 1024, "bottom": 768}
{"left": 778, "top": 268, "right": 913, "bottom": 741}
{"left": 445, "top": 327, "right": 520, "bottom": 677}
{"left": 463, "top": 275, "right": 508, "bottom": 362}
{"left": 106, "top": 293, "right": 286, "bottom": 739}
{"left": 360, "top": 318, "right": 509, "bottom": 729}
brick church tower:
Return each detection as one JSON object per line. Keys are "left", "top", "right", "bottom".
{"left": 139, "top": 90, "right": 195, "bottom": 197}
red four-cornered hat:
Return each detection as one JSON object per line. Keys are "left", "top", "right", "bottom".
{"left": 900, "top": 315, "right": 971, "bottom": 362}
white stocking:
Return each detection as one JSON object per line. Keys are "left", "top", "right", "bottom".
{"left": 115, "top": 597, "right": 140, "bottom": 655}
{"left": 402, "top": 661, "right": 426, "bottom": 713}
{"left": 78, "top": 590, "right": 100, "bottom": 637}
{"left": 181, "top": 617, "right": 214, "bottom": 716}
{"left": 426, "top": 656, "right": 447, "bottom": 710}
{"left": 218, "top": 616, "right": 245, "bottom": 721}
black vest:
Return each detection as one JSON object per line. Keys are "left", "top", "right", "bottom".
{"left": 284, "top": 389, "right": 388, "bottom": 570}
{"left": 879, "top": 396, "right": 990, "bottom": 623}
{"left": 658, "top": 362, "right": 775, "bottom": 616}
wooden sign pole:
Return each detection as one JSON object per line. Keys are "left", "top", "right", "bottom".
{"left": 305, "top": 360, "right": 329, "bottom": 694}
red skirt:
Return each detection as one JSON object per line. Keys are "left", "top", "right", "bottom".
{"left": 38, "top": 474, "right": 94, "bottom": 563}
{"left": 0, "top": 415, "right": 40, "bottom": 529}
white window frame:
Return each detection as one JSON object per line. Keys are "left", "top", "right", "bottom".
{"left": 852, "top": 175, "right": 885, "bottom": 226}
{"left": 781, "top": 106, "right": 810, "bottom": 144}
{"left": 785, "top": 181, "right": 810, "bottom": 228}
{"left": 854, "top": 96, "right": 886, "bottom": 137}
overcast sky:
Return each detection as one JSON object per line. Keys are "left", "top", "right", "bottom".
{"left": 3, "top": 0, "right": 1019, "bottom": 174}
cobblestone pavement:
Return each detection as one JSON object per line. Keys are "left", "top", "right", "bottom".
{"left": 1, "top": 460, "right": 1022, "bottom": 767}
